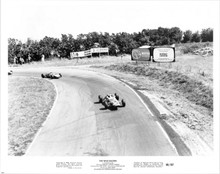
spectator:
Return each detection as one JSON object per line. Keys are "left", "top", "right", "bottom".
{"left": 14, "top": 56, "right": 17, "bottom": 64}
{"left": 115, "top": 49, "right": 119, "bottom": 57}
{"left": 41, "top": 54, "right": 45, "bottom": 62}
{"left": 28, "top": 54, "right": 32, "bottom": 63}
{"left": 19, "top": 57, "right": 24, "bottom": 65}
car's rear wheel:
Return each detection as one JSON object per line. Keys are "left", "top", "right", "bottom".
{"left": 121, "top": 99, "right": 126, "bottom": 107}
{"left": 98, "top": 95, "right": 102, "bottom": 103}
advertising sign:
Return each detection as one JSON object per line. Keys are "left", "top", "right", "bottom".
{"left": 70, "top": 47, "right": 108, "bottom": 58}
{"left": 84, "top": 50, "right": 92, "bottom": 57}
{"left": 152, "top": 47, "right": 175, "bottom": 62}
{"left": 91, "top": 47, "right": 109, "bottom": 53}
{"left": 70, "top": 51, "right": 85, "bottom": 58}
{"left": 131, "top": 48, "right": 151, "bottom": 61}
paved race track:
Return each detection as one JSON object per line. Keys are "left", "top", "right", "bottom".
{"left": 14, "top": 67, "right": 178, "bottom": 156}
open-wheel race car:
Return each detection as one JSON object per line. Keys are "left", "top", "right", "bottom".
{"left": 41, "top": 72, "right": 62, "bottom": 79}
{"left": 98, "top": 93, "right": 126, "bottom": 110}
{"left": 8, "top": 70, "right": 13, "bottom": 75}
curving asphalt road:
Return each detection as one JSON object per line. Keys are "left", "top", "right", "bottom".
{"left": 14, "top": 67, "right": 178, "bottom": 156}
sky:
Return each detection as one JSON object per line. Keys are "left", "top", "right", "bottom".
{"left": 2, "top": 0, "right": 219, "bottom": 42}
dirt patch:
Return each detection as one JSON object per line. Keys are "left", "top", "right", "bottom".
{"left": 8, "top": 76, "right": 56, "bottom": 156}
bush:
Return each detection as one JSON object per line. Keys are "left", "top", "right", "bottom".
{"left": 176, "top": 42, "right": 213, "bottom": 54}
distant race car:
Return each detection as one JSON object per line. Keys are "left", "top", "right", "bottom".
{"left": 98, "top": 93, "right": 126, "bottom": 110}
{"left": 8, "top": 70, "right": 13, "bottom": 75}
{"left": 41, "top": 72, "right": 62, "bottom": 79}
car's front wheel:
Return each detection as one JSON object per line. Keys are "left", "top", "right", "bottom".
{"left": 115, "top": 93, "right": 119, "bottom": 100}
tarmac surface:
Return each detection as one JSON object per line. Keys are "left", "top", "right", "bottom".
{"left": 14, "top": 67, "right": 178, "bottom": 156}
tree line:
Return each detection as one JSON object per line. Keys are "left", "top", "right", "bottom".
{"left": 8, "top": 27, "right": 213, "bottom": 63}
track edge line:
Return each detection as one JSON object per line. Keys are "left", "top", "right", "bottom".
{"left": 25, "top": 78, "right": 59, "bottom": 156}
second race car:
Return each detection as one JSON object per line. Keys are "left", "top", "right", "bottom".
{"left": 8, "top": 70, "right": 13, "bottom": 75}
{"left": 41, "top": 72, "right": 62, "bottom": 79}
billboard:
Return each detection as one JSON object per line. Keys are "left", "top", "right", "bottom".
{"left": 131, "top": 48, "right": 151, "bottom": 61}
{"left": 152, "top": 47, "right": 175, "bottom": 62}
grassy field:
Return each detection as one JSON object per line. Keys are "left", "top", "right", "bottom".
{"left": 10, "top": 55, "right": 130, "bottom": 68}
{"left": 8, "top": 76, "right": 56, "bottom": 155}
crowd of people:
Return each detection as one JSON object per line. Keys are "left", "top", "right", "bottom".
{"left": 13, "top": 54, "right": 46, "bottom": 65}
{"left": 13, "top": 54, "right": 32, "bottom": 65}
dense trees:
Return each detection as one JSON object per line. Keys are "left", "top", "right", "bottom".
{"left": 191, "top": 31, "right": 201, "bottom": 42}
{"left": 183, "top": 30, "right": 192, "bottom": 43}
{"left": 183, "top": 28, "right": 213, "bottom": 43}
{"left": 8, "top": 27, "right": 213, "bottom": 63}
{"left": 8, "top": 38, "right": 21, "bottom": 63}
{"left": 201, "top": 28, "right": 213, "bottom": 42}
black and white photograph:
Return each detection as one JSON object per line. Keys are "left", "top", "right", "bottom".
{"left": 1, "top": 0, "right": 219, "bottom": 173}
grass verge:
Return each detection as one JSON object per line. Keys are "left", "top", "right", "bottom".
{"left": 8, "top": 76, "right": 56, "bottom": 156}
{"left": 102, "top": 63, "right": 213, "bottom": 111}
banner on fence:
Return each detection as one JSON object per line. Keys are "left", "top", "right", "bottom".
{"left": 70, "top": 51, "right": 86, "bottom": 58}
{"left": 70, "top": 47, "right": 109, "bottom": 58}
{"left": 91, "top": 47, "right": 109, "bottom": 53}
{"left": 84, "top": 50, "right": 92, "bottom": 57}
